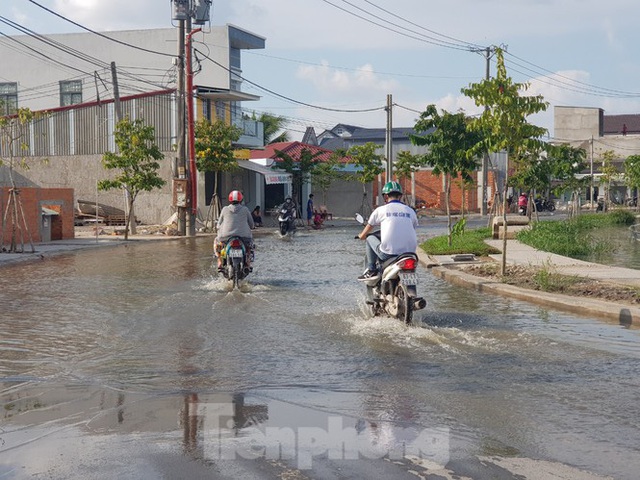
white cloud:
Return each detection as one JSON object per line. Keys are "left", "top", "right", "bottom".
{"left": 296, "top": 61, "right": 399, "bottom": 96}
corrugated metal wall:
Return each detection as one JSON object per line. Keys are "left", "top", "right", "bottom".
{"left": 0, "top": 91, "right": 174, "bottom": 158}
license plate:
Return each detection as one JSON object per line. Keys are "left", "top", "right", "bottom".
{"left": 399, "top": 272, "right": 418, "bottom": 285}
{"left": 228, "top": 249, "right": 244, "bottom": 258}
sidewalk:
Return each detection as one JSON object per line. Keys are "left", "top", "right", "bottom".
{"left": 423, "top": 239, "right": 640, "bottom": 325}
{"left": 484, "top": 239, "right": 640, "bottom": 289}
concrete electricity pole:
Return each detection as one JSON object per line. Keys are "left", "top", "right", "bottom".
{"left": 473, "top": 46, "right": 497, "bottom": 215}
{"left": 176, "top": 19, "right": 187, "bottom": 235}
{"left": 385, "top": 94, "right": 393, "bottom": 180}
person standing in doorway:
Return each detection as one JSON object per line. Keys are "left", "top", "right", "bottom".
{"left": 306, "top": 194, "right": 314, "bottom": 226}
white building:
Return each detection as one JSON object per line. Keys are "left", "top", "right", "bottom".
{"left": 0, "top": 25, "right": 269, "bottom": 224}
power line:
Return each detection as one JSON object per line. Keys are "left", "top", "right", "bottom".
{"left": 504, "top": 51, "right": 640, "bottom": 98}
{"left": 362, "top": 0, "right": 481, "bottom": 49}
{"left": 318, "top": 0, "right": 475, "bottom": 52}
{"left": 27, "top": 0, "right": 174, "bottom": 57}
{"left": 194, "top": 48, "right": 386, "bottom": 114}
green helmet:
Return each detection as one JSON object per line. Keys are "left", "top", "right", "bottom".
{"left": 382, "top": 181, "right": 402, "bottom": 195}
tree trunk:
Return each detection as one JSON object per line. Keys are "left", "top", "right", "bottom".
{"left": 501, "top": 153, "right": 509, "bottom": 276}
{"left": 446, "top": 174, "right": 452, "bottom": 246}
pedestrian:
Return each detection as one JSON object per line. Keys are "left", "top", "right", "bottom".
{"left": 307, "top": 194, "right": 314, "bottom": 226}
{"left": 251, "top": 206, "right": 263, "bottom": 227}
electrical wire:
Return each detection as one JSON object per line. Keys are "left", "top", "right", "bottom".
{"left": 318, "top": 0, "right": 476, "bottom": 52}
{"left": 194, "top": 48, "right": 386, "bottom": 114}
{"left": 27, "top": 0, "right": 174, "bottom": 57}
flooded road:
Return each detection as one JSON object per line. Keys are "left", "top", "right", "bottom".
{"left": 2, "top": 221, "right": 640, "bottom": 479}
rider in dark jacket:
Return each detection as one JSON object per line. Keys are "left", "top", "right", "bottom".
{"left": 215, "top": 190, "right": 254, "bottom": 271}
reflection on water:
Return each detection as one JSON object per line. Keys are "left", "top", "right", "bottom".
{"left": 582, "top": 224, "right": 640, "bottom": 269}
{"left": 2, "top": 226, "right": 640, "bottom": 479}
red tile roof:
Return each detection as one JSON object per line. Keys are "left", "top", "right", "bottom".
{"left": 250, "top": 141, "right": 349, "bottom": 163}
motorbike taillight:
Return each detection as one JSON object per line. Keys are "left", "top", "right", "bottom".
{"left": 398, "top": 258, "right": 417, "bottom": 270}
{"left": 230, "top": 239, "right": 242, "bottom": 248}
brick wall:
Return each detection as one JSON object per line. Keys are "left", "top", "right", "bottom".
{"left": 375, "top": 171, "right": 486, "bottom": 213}
{"left": 1, "top": 187, "right": 74, "bottom": 245}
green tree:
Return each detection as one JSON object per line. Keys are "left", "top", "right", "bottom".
{"left": 545, "top": 144, "right": 588, "bottom": 218}
{"left": 0, "top": 107, "right": 41, "bottom": 252}
{"left": 253, "top": 112, "right": 290, "bottom": 144}
{"left": 194, "top": 118, "right": 242, "bottom": 228}
{"left": 346, "top": 142, "right": 385, "bottom": 218}
{"left": 98, "top": 117, "right": 165, "bottom": 240}
{"left": 311, "top": 151, "right": 344, "bottom": 207}
{"left": 462, "top": 47, "right": 548, "bottom": 274}
{"left": 599, "top": 150, "right": 618, "bottom": 211}
{"left": 624, "top": 154, "right": 640, "bottom": 211}
{"left": 411, "top": 105, "right": 481, "bottom": 245}
{"left": 274, "top": 147, "right": 323, "bottom": 212}
{"left": 394, "top": 150, "right": 423, "bottom": 206}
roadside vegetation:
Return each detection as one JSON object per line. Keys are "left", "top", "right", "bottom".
{"left": 421, "top": 210, "right": 638, "bottom": 298}
{"left": 421, "top": 210, "right": 635, "bottom": 259}
{"left": 421, "top": 226, "right": 499, "bottom": 257}
{"left": 516, "top": 210, "right": 635, "bottom": 258}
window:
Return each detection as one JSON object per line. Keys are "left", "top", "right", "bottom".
{"left": 202, "top": 98, "right": 212, "bottom": 121}
{"left": 0, "top": 82, "right": 18, "bottom": 115}
{"left": 60, "top": 80, "right": 82, "bottom": 106}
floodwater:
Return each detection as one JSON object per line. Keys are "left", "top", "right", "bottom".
{"left": 583, "top": 224, "right": 640, "bottom": 270}
{"left": 1, "top": 220, "right": 640, "bottom": 479}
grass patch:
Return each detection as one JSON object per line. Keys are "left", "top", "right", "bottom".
{"left": 516, "top": 211, "right": 634, "bottom": 258}
{"left": 421, "top": 211, "right": 635, "bottom": 258}
{"left": 421, "top": 227, "right": 499, "bottom": 256}
{"left": 532, "top": 262, "right": 582, "bottom": 292}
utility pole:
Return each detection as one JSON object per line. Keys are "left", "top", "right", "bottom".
{"left": 176, "top": 19, "right": 187, "bottom": 235}
{"left": 476, "top": 46, "right": 496, "bottom": 215}
{"left": 110, "top": 62, "right": 122, "bottom": 122}
{"left": 186, "top": 25, "right": 201, "bottom": 237}
{"left": 385, "top": 94, "right": 393, "bottom": 180}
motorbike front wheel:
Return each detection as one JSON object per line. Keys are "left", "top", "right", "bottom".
{"left": 279, "top": 222, "right": 288, "bottom": 236}
{"left": 394, "top": 284, "right": 413, "bottom": 324}
{"left": 366, "top": 285, "right": 382, "bottom": 317}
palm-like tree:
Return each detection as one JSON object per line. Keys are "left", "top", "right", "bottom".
{"left": 255, "top": 112, "right": 290, "bottom": 144}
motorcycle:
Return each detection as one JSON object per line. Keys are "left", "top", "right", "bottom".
{"left": 534, "top": 198, "right": 556, "bottom": 212}
{"left": 218, "top": 236, "right": 252, "bottom": 289}
{"left": 277, "top": 205, "right": 295, "bottom": 236}
{"left": 355, "top": 214, "right": 426, "bottom": 324}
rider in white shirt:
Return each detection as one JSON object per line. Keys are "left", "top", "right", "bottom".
{"left": 356, "top": 181, "right": 418, "bottom": 280}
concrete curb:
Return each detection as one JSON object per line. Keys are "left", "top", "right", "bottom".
{"left": 417, "top": 249, "right": 639, "bottom": 325}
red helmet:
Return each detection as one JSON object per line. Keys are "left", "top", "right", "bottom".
{"left": 228, "top": 190, "right": 243, "bottom": 203}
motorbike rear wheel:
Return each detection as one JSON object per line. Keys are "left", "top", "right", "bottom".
{"left": 394, "top": 284, "right": 413, "bottom": 324}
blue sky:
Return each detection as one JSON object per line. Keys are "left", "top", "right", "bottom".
{"left": 4, "top": 0, "right": 640, "bottom": 140}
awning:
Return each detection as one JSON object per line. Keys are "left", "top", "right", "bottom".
{"left": 41, "top": 207, "right": 59, "bottom": 216}
{"left": 237, "top": 161, "right": 291, "bottom": 185}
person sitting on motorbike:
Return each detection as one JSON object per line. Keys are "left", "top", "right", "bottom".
{"left": 215, "top": 190, "right": 254, "bottom": 272}
{"left": 518, "top": 193, "right": 528, "bottom": 214}
{"left": 282, "top": 197, "right": 297, "bottom": 229}
{"left": 356, "top": 181, "right": 418, "bottom": 280}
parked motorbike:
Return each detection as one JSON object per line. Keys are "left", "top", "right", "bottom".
{"left": 218, "top": 236, "right": 252, "bottom": 289}
{"left": 534, "top": 198, "right": 556, "bottom": 212}
{"left": 355, "top": 214, "right": 426, "bottom": 324}
{"left": 277, "top": 205, "right": 295, "bottom": 236}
